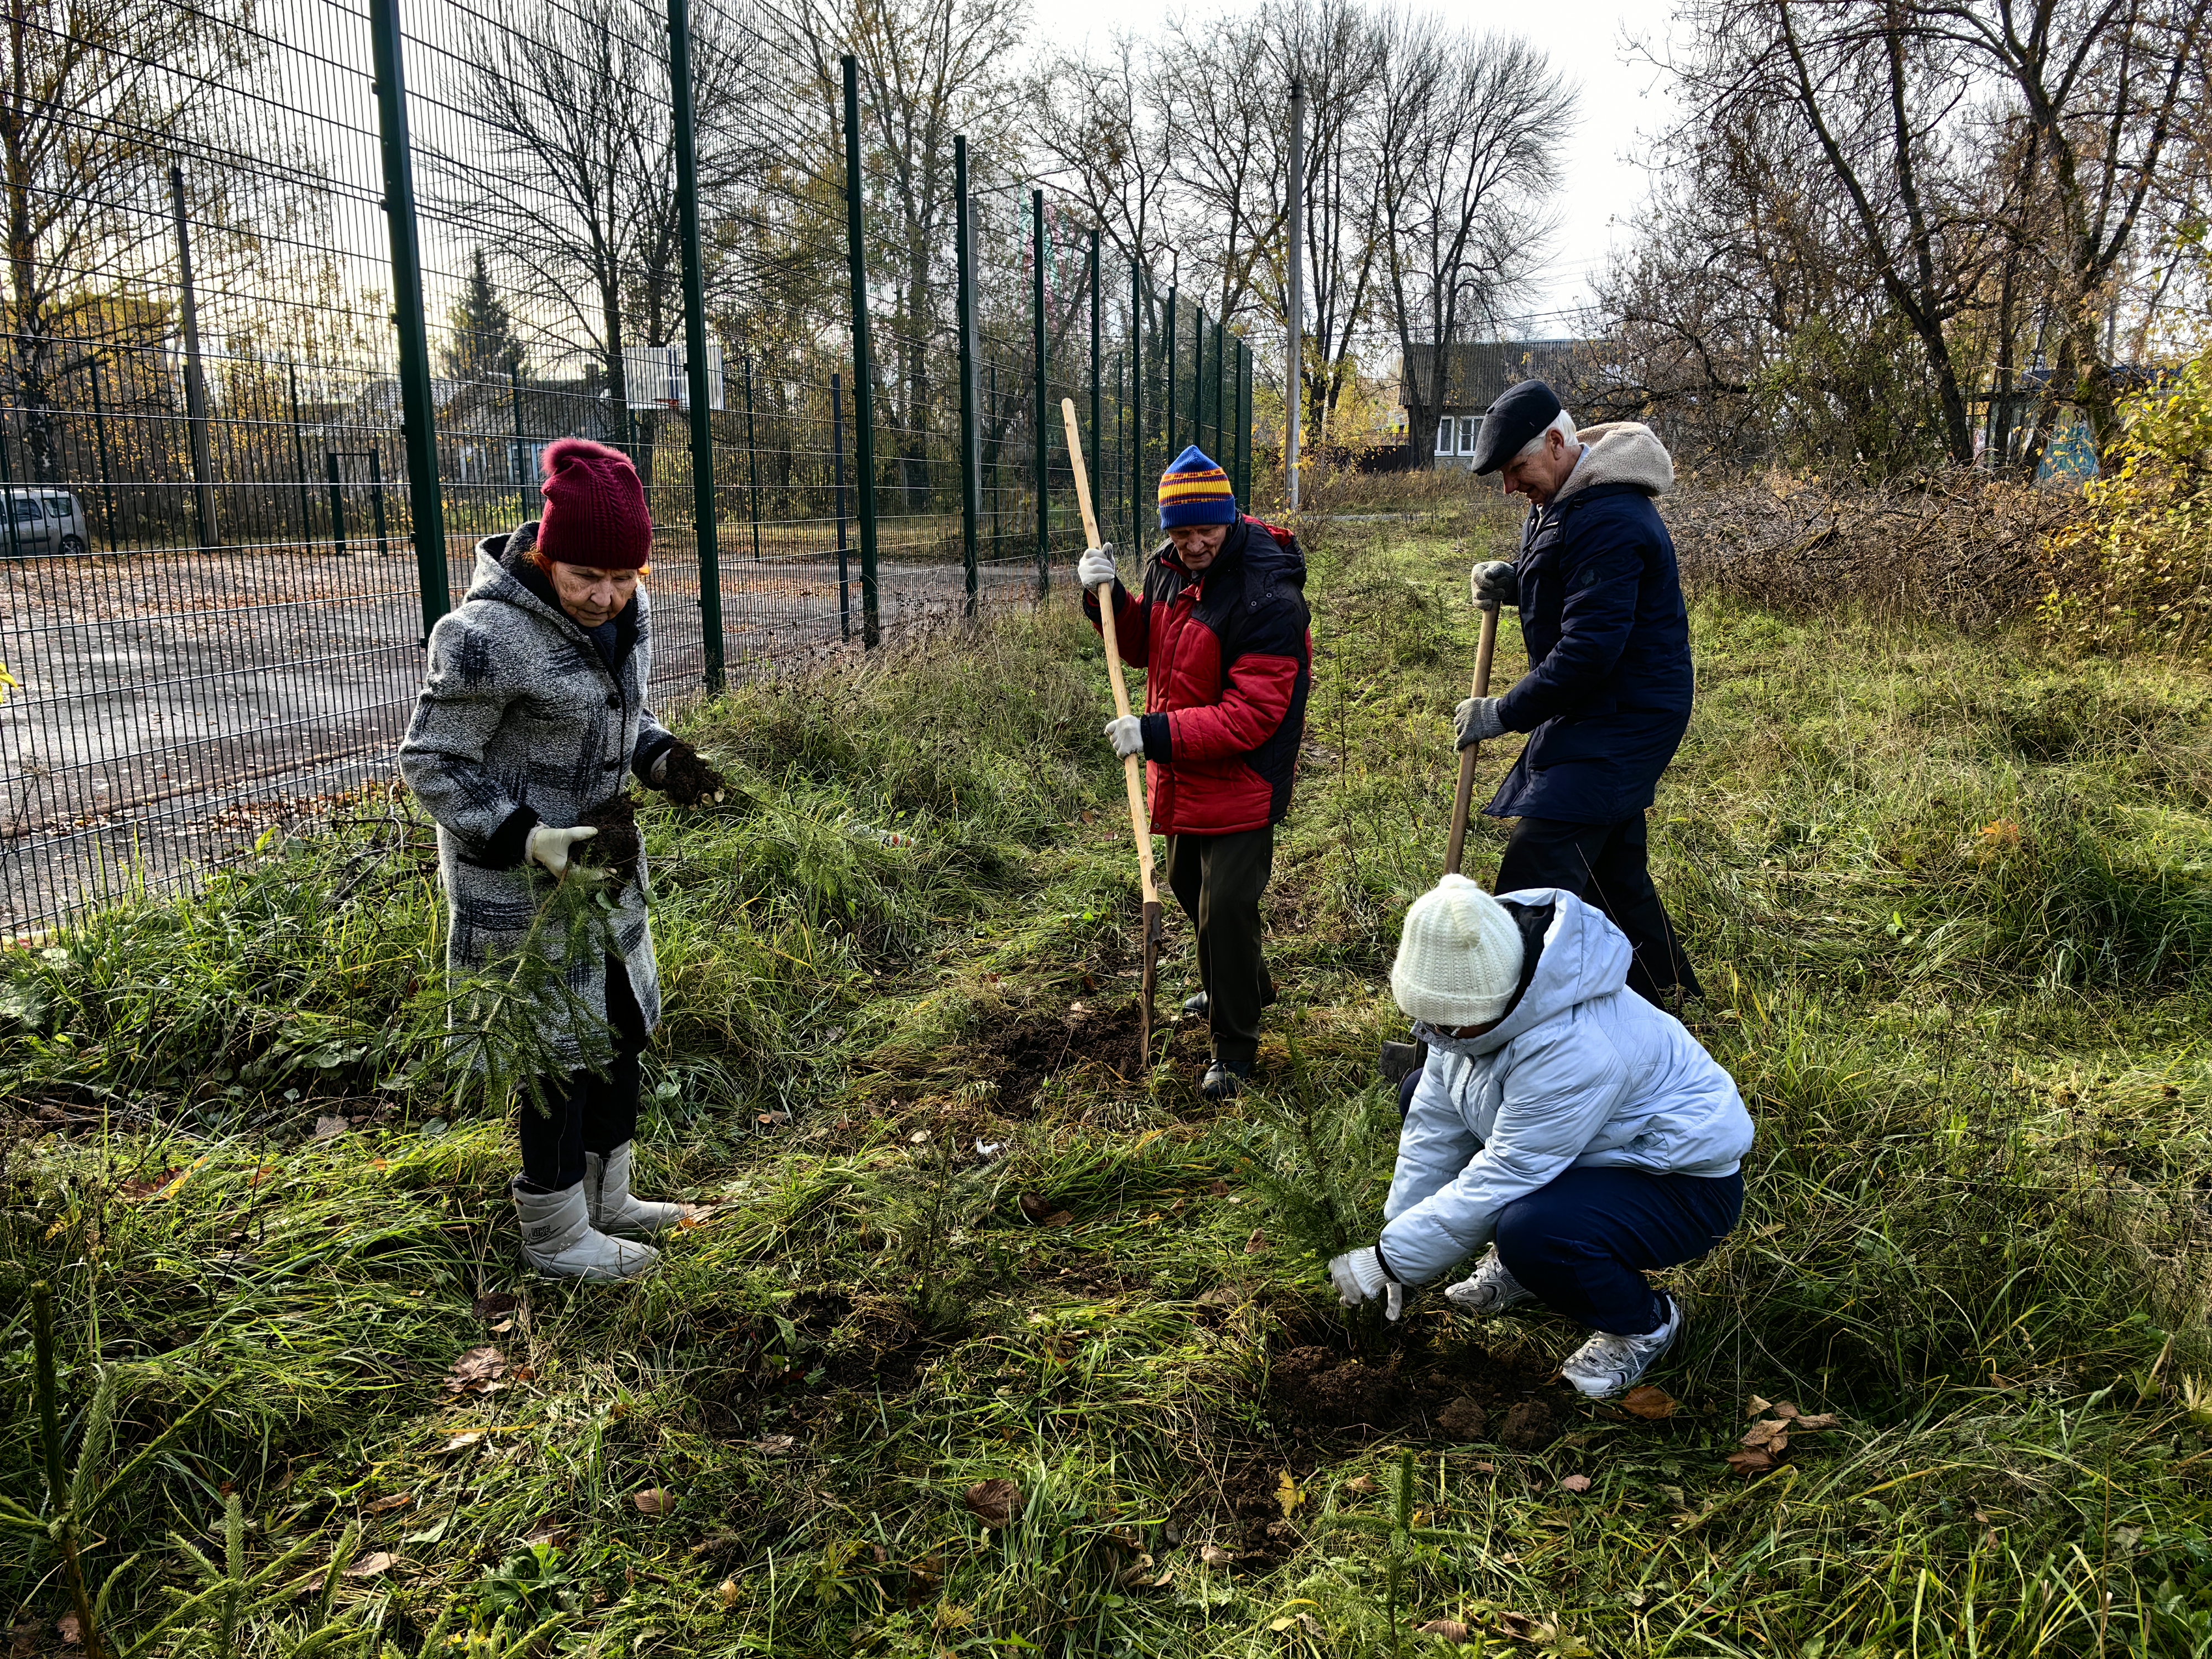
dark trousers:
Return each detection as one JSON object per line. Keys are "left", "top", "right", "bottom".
{"left": 1493, "top": 1164, "right": 1744, "bottom": 1335}
{"left": 1494, "top": 815, "right": 1704, "bottom": 1004}
{"left": 518, "top": 956, "right": 645, "bottom": 1192}
{"left": 1164, "top": 825, "right": 1276, "bottom": 1066}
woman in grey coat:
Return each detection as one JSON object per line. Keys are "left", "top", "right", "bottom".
{"left": 399, "top": 437, "right": 721, "bottom": 1281}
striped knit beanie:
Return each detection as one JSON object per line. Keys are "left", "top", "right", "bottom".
{"left": 1157, "top": 445, "right": 1237, "bottom": 529}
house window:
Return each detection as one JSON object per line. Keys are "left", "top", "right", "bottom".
{"left": 1458, "top": 415, "right": 1479, "bottom": 455}
{"left": 1435, "top": 420, "right": 1453, "bottom": 456}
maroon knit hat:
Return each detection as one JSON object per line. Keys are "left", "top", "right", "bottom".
{"left": 536, "top": 437, "right": 652, "bottom": 570}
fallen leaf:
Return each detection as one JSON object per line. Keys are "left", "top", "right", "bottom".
{"left": 1620, "top": 1383, "right": 1678, "bottom": 1420}
{"left": 908, "top": 1128, "right": 932, "bottom": 1144}
{"left": 633, "top": 1486, "right": 674, "bottom": 1515}
{"left": 1041, "top": 1211, "right": 1073, "bottom": 1228}
{"left": 248, "top": 1164, "right": 278, "bottom": 1190}
{"left": 755, "top": 1110, "right": 791, "bottom": 1128}
{"left": 1793, "top": 1412, "right": 1842, "bottom": 1431}
{"left": 1740, "top": 1418, "right": 1791, "bottom": 1451}
{"left": 1267, "top": 1613, "right": 1324, "bottom": 1637}
{"left": 1559, "top": 1474, "right": 1593, "bottom": 1493}
{"left": 718, "top": 1578, "right": 741, "bottom": 1610}
{"left": 1019, "top": 1192, "right": 1056, "bottom": 1223}
{"left": 1491, "top": 1611, "right": 1543, "bottom": 1640}
{"left": 1274, "top": 1469, "right": 1304, "bottom": 1519}
{"left": 1745, "top": 1394, "right": 1773, "bottom": 1418}
{"left": 345, "top": 1551, "right": 397, "bottom": 1578}
{"left": 364, "top": 1491, "right": 414, "bottom": 1515}
{"left": 1474, "top": 1460, "right": 1496, "bottom": 1473}
{"left": 473, "top": 1292, "right": 519, "bottom": 1319}
{"left": 1772, "top": 1400, "right": 1801, "bottom": 1420}
{"left": 963, "top": 1477, "right": 1022, "bottom": 1529}
{"left": 1343, "top": 1474, "right": 1380, "bottom": 1495}
{"left": 1724, "top": 1448, "right": 1778, "bottom": 1478}
{"left": 440, "top": 1431, "right": 485, "bottom": 1452}
{"left": 312, "top": 1115, "right": 348, "bottom": 1141}
{"left": 1244, "top": 1228, "right": 1269, "bottom": 1254}
{"left": 523, "top": 1527, "right": 562, "bottom": 1548}
{"left": 56, "top": 1614, "right": 81, "bottom": 1647}
{"left": 1199, "top": 1544, "right": 1235, "bottom": 1567}
{"left": 444, "top": 1345, "right": 507, "bottom": 1394}
{"left": 1209, "top": 1179, "right": 1230, "bottom": 1197}
{"left": 1416, "top": 1620, "right": 1470, "bottom": 1642}
{"left": 752, "top": 1434, "right": 797, "bottom": 1456}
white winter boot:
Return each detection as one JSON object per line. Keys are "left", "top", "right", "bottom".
{"left": 512, "top": 1177, "right": 659, "bottom": 1281}
{"left": 1443, "top": 1250, "right": 1535, "bottom": 1317}
{"left": 1559, "top": 1295, "right": 1683, "bottom": 1398}
{"left": 585, "top": 1142, "right": 692, "bottom": 1238}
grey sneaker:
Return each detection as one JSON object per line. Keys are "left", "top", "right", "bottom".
{"left": 1560, "top": 1296, "right": 1683, "bottom": 1399}
{"left": 1443, "top": 1250, "right": 1534, "bottom": 1317}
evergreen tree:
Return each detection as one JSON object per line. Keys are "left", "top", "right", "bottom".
{"left": 442, "top": 248, "right": 525, "bottom": 381}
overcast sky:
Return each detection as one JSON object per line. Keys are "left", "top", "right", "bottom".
{"left": 1030, "top": 0, "right": 1683, "bottom": 334}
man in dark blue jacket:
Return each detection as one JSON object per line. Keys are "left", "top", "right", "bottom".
{"left": 1453, "top": 379, "right": 1703, "bottom": 1005}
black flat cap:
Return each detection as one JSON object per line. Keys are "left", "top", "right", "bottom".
{"left": 1470, "top": 378, "right": 1563, "bottom": 474}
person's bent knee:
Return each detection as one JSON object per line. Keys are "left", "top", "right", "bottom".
{"left": 1493, "top": 1198, "right": 1563, "bottom": 1279}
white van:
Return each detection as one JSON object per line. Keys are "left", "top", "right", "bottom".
{"left": 4, "top": 489, "right": 89, "bottom": 557}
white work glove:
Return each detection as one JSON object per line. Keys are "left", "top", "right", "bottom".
{"left": 1104, "top": 714, "right": 1145, "bottom": 759}
{"left": 1454, "top": 696, "right": 1506, "bottom": 749}
{"left": 525, "top": 823, "right": 598, "bottom": 878}
{"left": 1469, "top": 560, "right": 1519, "bottom": 612}
{"left": 1328, "top": 1246, "right": 1404, "bottom": 1321}
{"left": 1078, "top": 544, "right": 1119, "bottom": 591}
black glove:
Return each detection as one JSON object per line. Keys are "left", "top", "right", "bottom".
{"left": 651, "top": 739, "right": 726, "bottom": 806}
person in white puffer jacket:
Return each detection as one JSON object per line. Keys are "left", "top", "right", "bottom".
{"left": 1328, "top": 875, "right": 1752, "bottom": 1397}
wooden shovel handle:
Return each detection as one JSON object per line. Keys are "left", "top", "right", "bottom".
{"left": 1443, "top": 606, "right": 1501, "bottom": 877}
{"left": 1061, "top": 398, "right": 1158, "bottom": 906}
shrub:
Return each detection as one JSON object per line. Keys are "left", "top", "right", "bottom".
{"left": 2043, "top": 343, "right": 2212, "bottom": 656}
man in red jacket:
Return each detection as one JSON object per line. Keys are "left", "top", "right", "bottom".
{"left": 1080, "top": 446, "right": 1312, "bottom": 1098}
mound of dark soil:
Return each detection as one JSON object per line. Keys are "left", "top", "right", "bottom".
{"left": 967, "top": 1000, "right": 1201, "bottom": 1113}
{"left": 659, "top": 741, "right": 726, "bottom": 805}
{"left": 576, "top": 791, "right": 641, "bottom": 883}
{"left": 1272, "top": 1345, "right": 1408, "bottom": 1431}
{"left": 1265, "top": 1327, "right": 1569, "bottom": 1448}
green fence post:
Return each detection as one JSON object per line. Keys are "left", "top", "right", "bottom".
{"left": 1237, "top": 340, "right": 1252, "bottom": 502}
{"left": 1196, "top": 309, "right": 1208, "bottom": 458}
{"left": 1087, "top": 226, "right": 1100, "bottom": 531}
{"left": 286, "top": 363, "right": 311, "bottom": 552}
{"left": 1032, "top": 187, "right": 1047, "bottom": 598}
{"left": 367, "top": 0, "right": 448, "bottom": 640}
{"left": 667, "top": 0, "right": 723, "bottom": 690}
{"left": 90, "top": 362, "right": 119, "bottom": 550}
{"left": 955, "top": 136, "right": 980, "bottom": 617}
{"left": 841, "top": 54, "right": 881, "bottom": 648}
{"left": 1213, "top": 316, "right": 1226, "bottom": 466}
{"left": 743, "top": 354, "right": 761, "bottom": 564}
{"left": 1165, "top": 285, "right": 1177, "bottom": 459}
{"left": 1130, "top": 263, "right": 1144, "bottom": 548}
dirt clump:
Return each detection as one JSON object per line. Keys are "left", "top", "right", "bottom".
{"left": 658, "top": 740, "right": 726, "bottom": 805}
{"left": 576, "top": 791, "right": 641, "bottom": 883}
{"left": 1270, "top": 1345, "right": 1406, "bottom": 1431}
{"left": 1436, "top": 1395, "right": 1490, "bottom": 1441}
{"left": 1499, "top": 1398, "right": 1558, "bottom": 1450}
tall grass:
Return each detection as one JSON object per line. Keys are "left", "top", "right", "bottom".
{"left": 4, "top": 521, "right": 2211, "bottom": 1655}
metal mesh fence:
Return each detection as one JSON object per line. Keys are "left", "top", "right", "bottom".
{"left": 0, "top": 0, "right": 1259, "bottom": 931}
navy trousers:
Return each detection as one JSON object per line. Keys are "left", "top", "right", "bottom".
{"left": 1492, "top": 1164, "right": 1743, "bottom": 1335}
{"left": 1494, "top": 815, "right": 1704, "bottom": 1005}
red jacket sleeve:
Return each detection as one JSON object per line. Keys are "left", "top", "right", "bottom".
{"left": 1081, "top": 579, "right": 1147, "bottom": 668}
{"left": 1163, "top": 651, "right": 1299, "bottom": 760}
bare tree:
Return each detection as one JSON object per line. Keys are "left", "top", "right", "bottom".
{"left": 0, "top": 0, "right": 257, "bottom": 482}
{"left": 1031, "top": 34, "right": 1177, "bottom": 328}
{"left": 449, "top": 0, "right": 749, "bottom": 433}
{"left": 770, "top": 0, "right": 1027, "bottom": 508}
{"left": 1375, "top": 24, "right": 1572, "bottom": 460}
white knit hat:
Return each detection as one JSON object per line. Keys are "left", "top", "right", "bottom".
{"left": 1389, "top": 874, "right": 1525, "bottom": 1027}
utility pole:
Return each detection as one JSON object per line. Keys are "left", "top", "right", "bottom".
{"left": 1286, "top": 75, "right": 1306, "bottom": 513}
{"left": 169, "top": 166, "right": 218, "bottom": 549}
{"left": 667, "top": 0, "right": 723, "bottom": 690}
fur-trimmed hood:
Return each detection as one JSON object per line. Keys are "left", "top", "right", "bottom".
{"left": 1556, "top": 421, "right": 1673, "bottom": 503}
